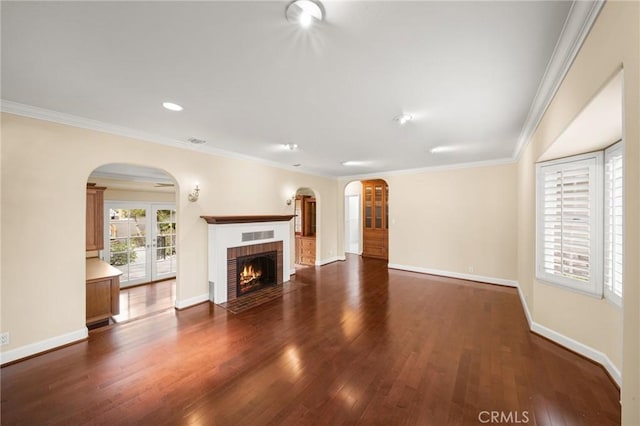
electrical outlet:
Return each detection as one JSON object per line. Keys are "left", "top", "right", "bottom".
{"left": 0, "top": 332, "right": 10, "bottom": 346}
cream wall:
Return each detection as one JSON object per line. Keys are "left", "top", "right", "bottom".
{"left": 338, "top": 163, "right": 518, "bottom": 284}
{"left": 0, "top": 113, "right": 339, "bottom": 357}
{"left": 103, "top": 189, "right": 175, "bottom": 203}
{"left": 516, "top": 1, "right": 639, "bottom": 423}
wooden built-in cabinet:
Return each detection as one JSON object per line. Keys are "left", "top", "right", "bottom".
{"left": 362, "top": 179, "right": 388, "bottom": 260}
{"left": 86, "top": 183, "right": 106, "bottom": 251}
{"left": 86, "top": 183, "right": 120, "bottom": 326}
{"left": 294, "top": 195, "right": 316, "bottom": 266}
{"left": 86, "top": 258, "right": 121, "bottom": 325}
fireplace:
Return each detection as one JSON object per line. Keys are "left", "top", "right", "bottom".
{"left": 237, "top": 251, "right": 277, "bottom": 297}
{"left": 226, "top": 241, "right": 284, "bottom": 302}
{"left": 202, "top": 215, "right": 293, "bottom": 304}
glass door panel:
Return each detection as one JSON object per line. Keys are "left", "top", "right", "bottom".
{"left": 106, "top": 205, "right": 150, "bottom": 286}
{"left": 153, "top": 206, "right": 177, "bottom": 280}
{"left": 105, "top": 203, "right": 177, "bottom": 287}
{"left": 364, "top": 186, "right": 372, "bottom": 228}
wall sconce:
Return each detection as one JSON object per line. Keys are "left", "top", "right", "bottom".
{"left": 188, "top": 184, "right": 200, "bottom": 202}
{"left": 286, "top": 195, "right": 296, "bottom": 206}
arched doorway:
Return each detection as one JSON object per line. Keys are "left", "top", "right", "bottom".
{"left": 343, "top": 179, "right": 389, "bottom": 261}
{"left": 294, "top": 187, "right": 317, "bottom": 266}
{"left": 86, "top": 163, "right": 179, "bottom": 325}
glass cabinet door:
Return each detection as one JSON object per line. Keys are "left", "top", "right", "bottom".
{"left": 364, "top": 186, "right": 373, "bottom": 229}
{"left": 374, "top": 183, "right": 383, "bottom": 229}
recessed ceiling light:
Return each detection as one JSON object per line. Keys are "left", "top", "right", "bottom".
{"left": 430, "top": 145, "right": 457, "bottom": 154}
{"left": 286, "top": 0, "right": 324, "bottom": 28}
{"left": 292, "top": 163, "right": 302, "bottom": 167}
{"left": 162, "top": 102, "right": 183, "bottom": 112}
{"left": 283, "top": 143, "right": 298, "bottom": 150}
{"left": 341, "top": 160, "right": 364, "bottom": 166}
{"left": 393, "top": 113, "right": 413, "bottom": 125}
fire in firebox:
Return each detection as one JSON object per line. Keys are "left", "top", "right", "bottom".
{"left": 240, "top": 264, "right": 262, "bottom": 287}
{"left": 236, "top": 251, "right": 277, "bottom": 297}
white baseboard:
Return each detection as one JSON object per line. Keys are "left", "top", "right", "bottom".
{"left": 174, "top": 293, "right": 209, "bottom": 310}
{"left": 316, "top": 256, "right": 340, "bottom": 266}
{"left": 516, "top": 285, "right": 533, "bottom": 328}
{"left": 515, "top": 284, "right": 620, "bottom": 386}
{"left": 531, "top": 319, "right": 621, "bottom": 386}
{"left": 387, "top": 263, "right": 518, "bottom": 287}
{"left": 0, "top": 328, "right": 88, "bottom": 365}
{"left": 289, "top": 268, "right": 296, "bottom": 275}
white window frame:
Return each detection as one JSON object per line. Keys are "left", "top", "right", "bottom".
{"left": 535, "top": 151, "right": 603, "bottom": 297}
{"left": 603, "top": 142, "right": 623, "bottom": 306}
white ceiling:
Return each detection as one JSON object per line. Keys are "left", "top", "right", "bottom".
{"left": 2, "top": 1, "right": 579, "bottom": 177}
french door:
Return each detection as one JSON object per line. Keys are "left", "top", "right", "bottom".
{"left": 103, "top": 202, "right": 177, "bottom": 287}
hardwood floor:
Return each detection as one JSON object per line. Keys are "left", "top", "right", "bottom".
{"left": 1, "top": 256, "right": 620, "bottom": 425}
{"left": 112, "top": 279, "right": 176, "bottom": 323}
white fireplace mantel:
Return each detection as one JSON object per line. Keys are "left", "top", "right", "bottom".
{"left": 202, "top": 215, "right": 294, "bottom": 304}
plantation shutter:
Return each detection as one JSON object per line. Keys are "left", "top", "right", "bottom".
{"left": 604, "top": 143, "right": 623, "bottom": 303}
{"left": 537, "top": 153, "right": 602, "bottom": 295}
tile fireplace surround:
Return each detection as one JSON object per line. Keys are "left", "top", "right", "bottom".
{"left": 202, "top": 215, "right": 294, "bottom": 304}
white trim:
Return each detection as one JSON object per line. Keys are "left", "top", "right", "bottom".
{"left": 316, "top": 256, "right": 340, "bottom": 266}
{"left": 289, "top": 268, "right": 296, "bottom": 275}
{"left": 0, "top": 100, "right": 332, "bottom": 179}
{"left": 337, "top": 255, "right": 346, "bottom": 261}
{"left": 514, "top": 0, "right": 606, "bottom": 159}
{"left": 516, "top": 284, "right": 533, "bottom": 328}
{"left": 387, "top": 263, "right": 518, "bottom": 288}
{"left": 0, "top": 328, "right": 88, "bottom": 366}
{"left": 531, "top": 319, "right": 621, "bottom": 386}
{"left": 174, "top": 293, "right": 209, "bottom": 310}
{"left": 515, "top": 284, "right": 620, "bottom": 386}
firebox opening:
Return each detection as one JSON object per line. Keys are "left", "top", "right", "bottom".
{"left": 236, "top": 251, "right": 277, "bottom": 297}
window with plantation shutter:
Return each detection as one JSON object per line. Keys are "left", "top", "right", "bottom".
{"left": 536, "top": 152, "right": 603, "bottom": 296}
{"left": 604, "top": 142, "right": 623, "bottom": 305}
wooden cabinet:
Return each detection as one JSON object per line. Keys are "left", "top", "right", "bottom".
{"left": 296, "top": 236, "right": 316, "bottom": 266}
{"left": 86, "top": 183, "right": 106, "bottom": 251}
{"left": 86, "top": 258, "right": 121, "bottom": 325}
{"left": 294, "top": 195, "right": 316, "bottom": 265}
{"left": 362, "top": 179, "right": 388, "bottom": 260}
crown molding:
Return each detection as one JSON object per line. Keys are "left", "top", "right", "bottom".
{"left": 0, "top": 100, "right": 332, "bottom": 179}
{"left": 513, "top": 0, "right": 606, "bottom": 160}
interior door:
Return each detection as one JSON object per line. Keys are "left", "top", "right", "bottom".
{"left": 151, "top": 205, "right": 177, "bottom": 281}
{"left": 104, "top": 202, "right": 176, "bottom": 287}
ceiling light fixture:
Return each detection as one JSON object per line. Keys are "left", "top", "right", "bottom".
{"left": 162, "top": 102, "right": 183, "bottom": 112}
{"left": 286, "top": 0, "right": 324, "bottom": 28}
{"left": 429, "top": 145, "right": 457, "bottom": 154}
{"left": 393, "top": 113, "right": 413, "bottom": 125}
{"left": 284, "top": 143, "right": 298, "bottom": 150}
{"left": 341, "top": 160, "right": 364, "bottom": 166}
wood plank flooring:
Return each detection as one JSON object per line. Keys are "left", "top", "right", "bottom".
{"left": 112, "top": 279, "right": 176, "bottom": 323}
{"left": 1, "top": 256, "right": 620, "bottom": 425}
